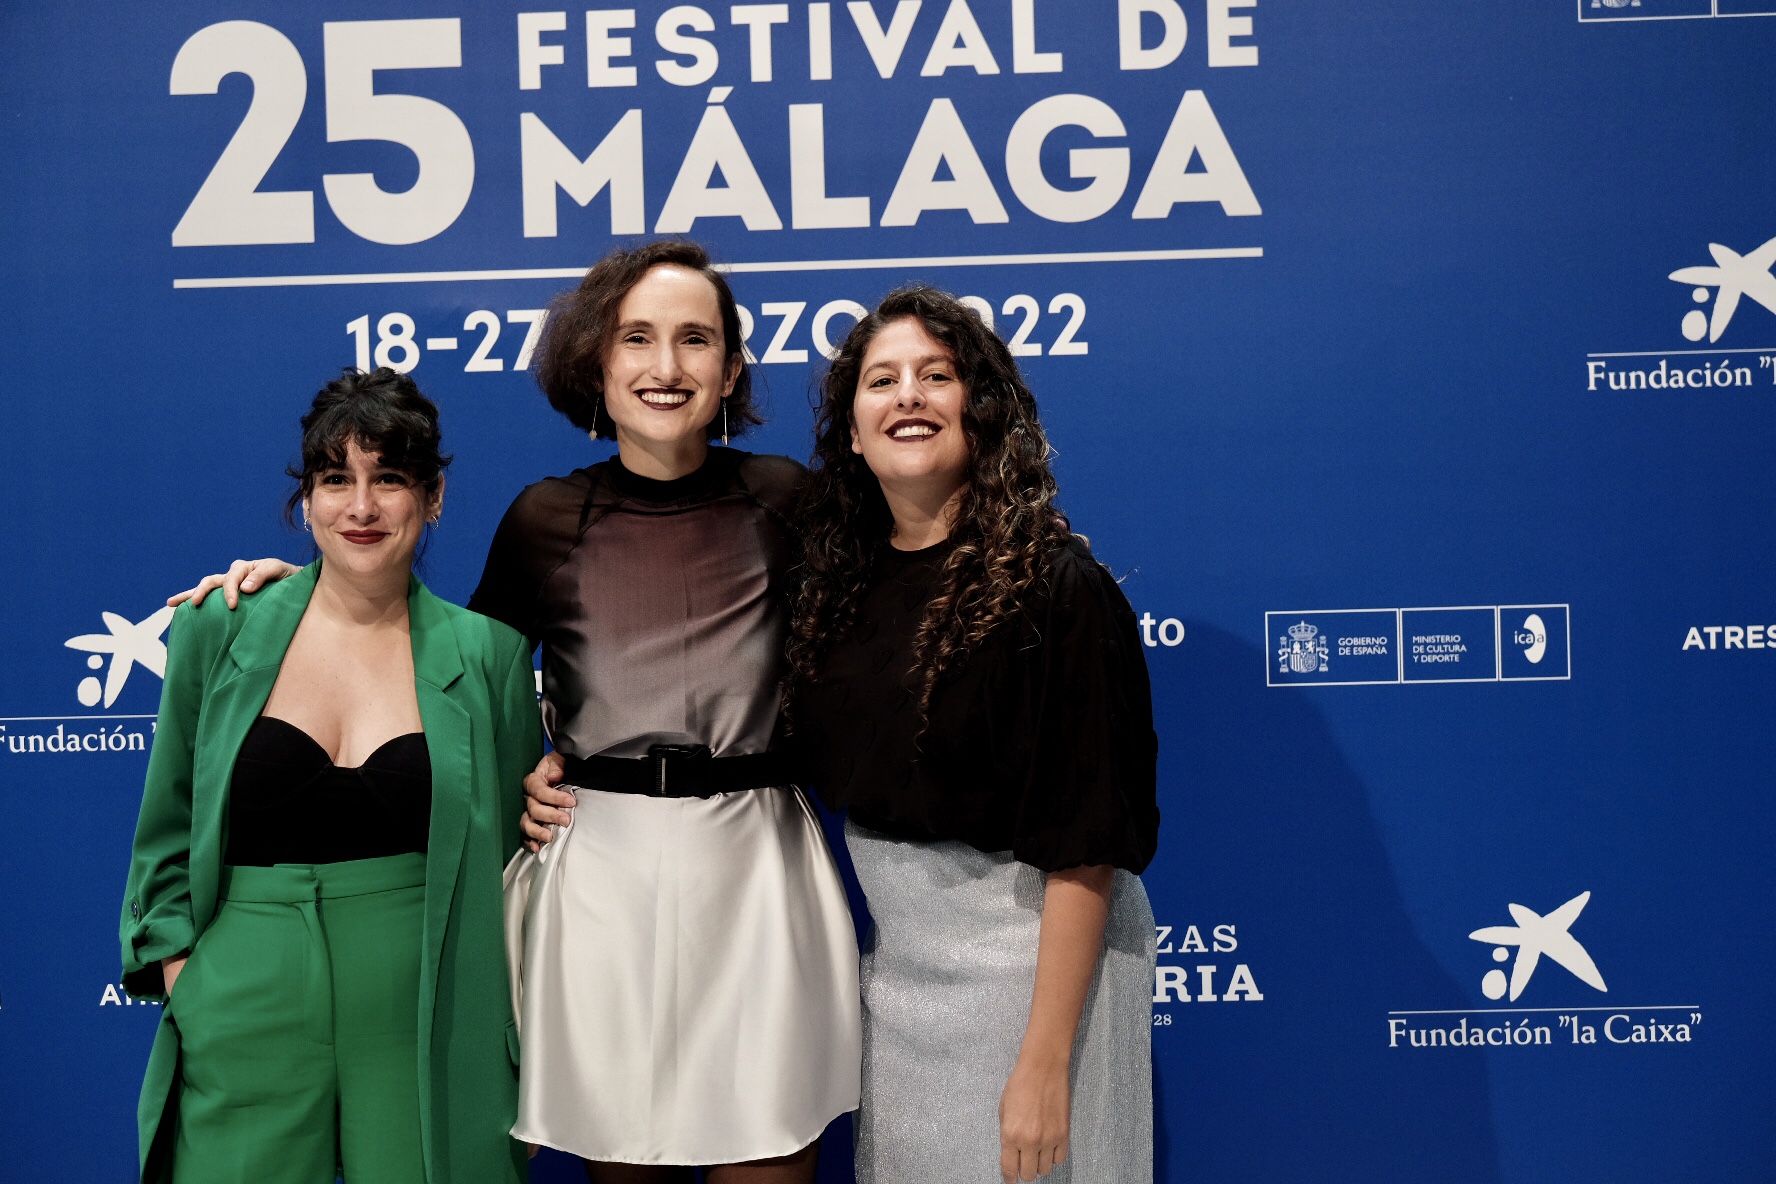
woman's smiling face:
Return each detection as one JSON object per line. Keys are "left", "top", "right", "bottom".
{"left": 849, "top": 317, "right": 970, "bottom": 501}
{"left": 600, "top": 264, "right": 739, "bottom": 451}
{"left": 304, "top": 438, "right": 437, "bottom": 580}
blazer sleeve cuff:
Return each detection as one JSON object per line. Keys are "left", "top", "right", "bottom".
{"left": 123, "top": 914, "right": 194, "bottom": 1000}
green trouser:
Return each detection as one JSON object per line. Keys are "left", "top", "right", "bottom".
{"left": 168, "top": 853, "right": 429, "bottom": 1184}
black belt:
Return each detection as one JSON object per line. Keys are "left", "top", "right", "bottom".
{"left": 561, "top": 744, "right": 795, "bottom": 799}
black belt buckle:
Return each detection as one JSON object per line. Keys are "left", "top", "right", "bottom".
{"left": 646, "top": 743, "right": 713, "bottom": 796}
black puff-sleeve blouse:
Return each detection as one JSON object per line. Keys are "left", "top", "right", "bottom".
{"left": 798, "top": 535, "right": 1160, "bottom": 873}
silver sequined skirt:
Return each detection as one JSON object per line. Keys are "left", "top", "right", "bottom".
{"left": 846, "top": 820, "right": 1155, "bottom": 1184}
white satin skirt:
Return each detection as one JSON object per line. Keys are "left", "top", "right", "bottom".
{"left": 502, "top": 785, "right": 861, "bottom": 1165}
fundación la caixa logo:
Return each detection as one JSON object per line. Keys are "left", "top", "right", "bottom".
{"left": 1586, "top": 230, "right": 1776, "bottom": 393}
{"left": 1387, "top": 890, "right": 1702, "bottom": 1052}
{"left": 1267, "top": 605, "right": 1569, "bottom": 687}
{"left": 0, "top": 605, "right": 172, "bottom": 757}
{"left": 64, "top": 607, "right": 176, "bottom": 708}
{"left": 1468, "top": 891, "right": 1606, "bottom": 1004}
{"left": 1670, "top": 234, "right": 1776, "bottom": 345}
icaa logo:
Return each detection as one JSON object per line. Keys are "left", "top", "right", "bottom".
{"left": 1513, "top": 613, "right": 1547, "bottom": 664}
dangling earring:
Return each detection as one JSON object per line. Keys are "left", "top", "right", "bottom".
{"left": 427, "top": 513, "right": 441, "bottom": 528}
{"left": 587, "top": 395, "right": 603, "bottom": 442}
{"left": 301, "top": 507, "right": 311, "bottom": 533}
{"left": 721, "top": 398, "right": 730, "bottom": 447}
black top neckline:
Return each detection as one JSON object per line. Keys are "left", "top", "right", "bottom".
{"left": 608, "top": 448, "right": 737, "bottom": 504}
{"left": 257, "top": 714, "right": 425, "bottom": 770}
{"left": 878, "top": 534, "right": 959, "bottom": 570}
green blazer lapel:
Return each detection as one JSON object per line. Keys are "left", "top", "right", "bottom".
{"left": 410, "top": 578, "right": 470, "bottom": 1058}
{"left": 218, "top": 562, "right": 321, "bottom": 683}
{"left": 187, "top": 563, "right": 321, "bottom": 929}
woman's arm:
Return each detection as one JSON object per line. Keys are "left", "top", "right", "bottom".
{"left": 119, "top": 603, "right": 212, "bottom": 999}
{"left": 997, "top": 548, "right": 1158, "bottom": 1181}
{"left": 998, "top": 864, "right": 1114, "bottom": 1183}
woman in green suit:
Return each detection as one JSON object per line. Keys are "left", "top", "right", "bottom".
{"left": 120, "top": 367, "right": 542, "bottom": 1184}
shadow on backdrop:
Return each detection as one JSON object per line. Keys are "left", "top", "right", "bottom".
{"left": 1152, "top": 623, "right": 1501, "bottom": 1184}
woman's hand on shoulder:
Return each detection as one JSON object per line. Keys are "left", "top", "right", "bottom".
{"left": 166, "top": 558, "right": 300, "bottom": 610}
{"left": 998, "top": 1052, "right": 1070, "bottom": 1182}
{"left": 520, "top": 752, "right": 575, "bottom": 852}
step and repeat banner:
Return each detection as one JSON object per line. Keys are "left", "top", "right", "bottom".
{"left": 2, "top": 2, "right": 1772, "bottom": 1180}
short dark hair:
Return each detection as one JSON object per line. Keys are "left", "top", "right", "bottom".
{"left": 284, "top": 367, "right": 451, "bottom": 525}
{"left": 532, "top": 239, "right": 760, "bottom": 439}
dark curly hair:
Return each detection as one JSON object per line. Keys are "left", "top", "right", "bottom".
{"left": 787, "top": 285, "right": 1073, "bottom": 730}
{"left": 284, "top": 367, "right": 450, "bottom": 526}
{"left": 532, "top": 239, "right": 760, "bottom": 439}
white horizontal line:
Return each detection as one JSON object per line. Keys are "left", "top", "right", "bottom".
{"left": 1581, "top": 13, "right": 1773, "bottom": 22}
{"left": 1401, "top": 605, "right": 1501, "bottom": 613}
{"left": 1586, "top": 346, "right": 1776, "bottom": 357}
{"left": 0, "top": 713, "right": 156, "bottom": 722}
{"left": 1400, "top": 676, "right": 1498, "bottom": 684}
{"left": 1266, "top": 608, "right": 1401, "bottom": 617}
{"left": 170, "top": 247, "right": 1265, "bottom": 290}
{"left": 1387, "top": 1004, "right": 1698, "bottom": 1015}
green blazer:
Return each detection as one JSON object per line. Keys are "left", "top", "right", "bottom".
{"left": 119, "top": 562, "right": 541, "bottom": 1184}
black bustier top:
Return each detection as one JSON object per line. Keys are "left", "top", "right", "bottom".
{"left": 224, "top": 715, "right": 431, "bottom": 866}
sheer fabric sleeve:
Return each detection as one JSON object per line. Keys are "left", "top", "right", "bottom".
{"left": 1012, "top": 544, "right": 1161, "bottom": 874}
{"left": 467, "top": 477, "right": 585, "bottom": 646}
{"left": 736, "top": 452, "right": 807, "bottom": 521}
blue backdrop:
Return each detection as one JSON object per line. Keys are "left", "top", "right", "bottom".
{"left": 3, "top": 2, "right": 1772, "bottom": 1180}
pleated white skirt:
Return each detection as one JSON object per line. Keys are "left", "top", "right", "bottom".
{"left": 503, "top": 785, "right": 862, "bottom": 1165}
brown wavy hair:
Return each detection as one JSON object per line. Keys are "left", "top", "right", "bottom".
{"left": 532, "top": 239, "right": 761, "bottom": 439}
{"left": 787, "top": 285, "right": 1072, "bottom": 729}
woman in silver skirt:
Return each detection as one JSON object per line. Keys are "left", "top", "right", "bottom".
{"left": 788, "top": 286, "right": 1162, "bottom": 1183}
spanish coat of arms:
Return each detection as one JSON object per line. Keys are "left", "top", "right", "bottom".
{"left": 1278, "top": 620, "right": 1330, "bottom": 674}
